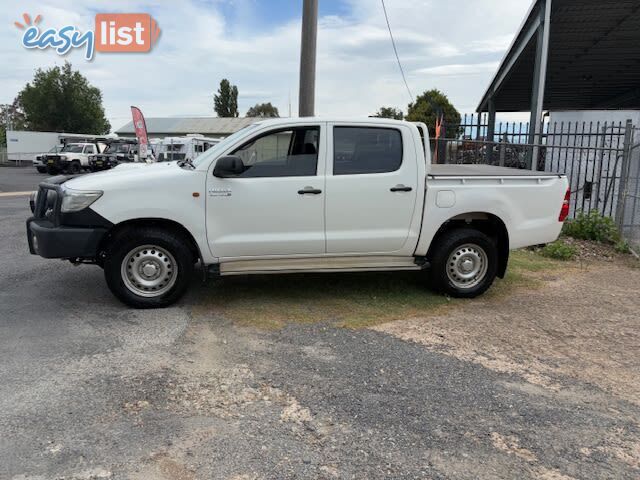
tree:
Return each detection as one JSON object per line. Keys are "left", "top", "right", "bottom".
{"left": 246, "top": 102, "right": 280, "bottom": 118}
{"left": 17, "top": 62, "right": 110, "bottom": 134}
{"left": 0, "top": 99, "right": 26, "bottom": 146}
{"left": 406, "top": 89, "right": 461, "bottom": 137}
{"left": 373, "top": 107, "right": 403, "bottom": 120}
{"left": 213, "top": 79, "right": 239, "bottom": 117}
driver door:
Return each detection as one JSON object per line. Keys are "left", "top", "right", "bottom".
{"left": 206, "top": 124, "right": 326, "bottom": 259}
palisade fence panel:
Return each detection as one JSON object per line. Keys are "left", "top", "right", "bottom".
{"left": 438, "top": 114, "right": 632, "bottom": 224}
{"left": 0, "top": 147, "right": 7, "bottom": 165}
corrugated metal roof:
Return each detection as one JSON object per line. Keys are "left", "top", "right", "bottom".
{"left": 478, "top": 0, "right": 640, "bottom": 112}
{"left": 116, "top": 117, "right": 257, "bottom": 135}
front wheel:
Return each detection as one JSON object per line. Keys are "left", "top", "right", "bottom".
{"left": 68, "top": 161, "right": 82, "bottom": 174}
{"left": 104, "top": 227, "right": 194, "bottom": 308}
{"left": 429, "top": 228, "right": 498, "bottom": 298}
{"left": 36, "top": 167, "right": 47, "bottom": 173}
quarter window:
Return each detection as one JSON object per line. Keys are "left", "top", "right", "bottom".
{"left": 333, "top": 127, "right": 402, "bottom": 175}
{"left": 230, "top": 126, "right": 319, "bottom": 178}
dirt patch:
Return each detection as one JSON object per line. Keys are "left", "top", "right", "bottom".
{"left": 374, "top": 258, "right": 640, "bottom": 406}
{"left": 490, "top": 432, "right": 538, "bottom": 462}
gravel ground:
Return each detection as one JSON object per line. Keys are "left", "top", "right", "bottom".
{"left": 1, "top": 167, "right": 639, "bottom": 479}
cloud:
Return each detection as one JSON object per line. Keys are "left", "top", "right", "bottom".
{"left": 0, "top": 0, "right": 532, "bottom": 130}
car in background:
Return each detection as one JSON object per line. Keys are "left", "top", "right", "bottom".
{"left": 33, "top": 145, "right": 63, "bottom": 174}
{"left": 43, "top": 142, "right": 105, "bottom": 175}
{"left": 89, "top": 139, "right": 139, "bottom": 171}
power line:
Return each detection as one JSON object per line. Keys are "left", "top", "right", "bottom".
{"left": 381, "top": 0, "right": 413, "bottom": 103}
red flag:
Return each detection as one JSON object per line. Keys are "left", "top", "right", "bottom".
{"left": 130, "top": 106, "right": 149, "bottom": 160}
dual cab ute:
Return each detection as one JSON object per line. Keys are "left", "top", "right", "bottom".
{"left": 89, "top": 139, "right": 139, "bottom": 171}
{"left": 27, "top": 118, "right": 570, "bottom": 308}
{"left": 44, "top": 142, "right": 103, "bottom": 175}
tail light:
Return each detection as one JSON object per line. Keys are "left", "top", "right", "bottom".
{"left": 559, "top": 188, "right": 570, "bottom": 222}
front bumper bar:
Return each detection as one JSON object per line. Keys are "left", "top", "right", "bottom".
{"left": 26, "top": 178, "right": 111, "bottom": 260}
{"left": 27, "top": 218, "right": 108, "bottom": 259}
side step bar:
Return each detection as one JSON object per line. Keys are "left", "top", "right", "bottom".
{"left": 208, "top": 256, "right": 429, "bottom": 277}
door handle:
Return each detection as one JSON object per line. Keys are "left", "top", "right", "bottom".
{"left": 298, "top": 187, "right": 322, "bottom": 195}
{"left": 390, "top": 185, "right": 413, "bottom": 192}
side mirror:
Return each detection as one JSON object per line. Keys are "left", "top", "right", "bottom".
{"left": 213, "top": 155, "right": 244, "bottom": 178}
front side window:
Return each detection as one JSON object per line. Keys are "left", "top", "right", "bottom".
{"left": 333, "top": 127, "right": 402, "bottom": 175}
{"left": 230, "top": 126, "right": 319, "bottom": 178}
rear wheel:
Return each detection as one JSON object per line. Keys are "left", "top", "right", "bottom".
{"left": 429, "top": 228, "right": 498, "bottom": 298}
{"left": 104, "top": 227, "right": 194, "bottom": 308}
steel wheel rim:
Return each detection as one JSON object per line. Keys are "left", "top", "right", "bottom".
{"left": 446, "top": 243, "right": 488, "bottom": 289}
{"left": 121, "top": 245, "right": 178, "bottom": 298}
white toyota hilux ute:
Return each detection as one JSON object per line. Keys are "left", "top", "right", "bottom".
{"left": 27, "top": 118, "right": 570, "bottom": 308}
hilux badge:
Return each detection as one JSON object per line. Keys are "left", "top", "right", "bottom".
{"left": 208, "top": 188, "right": 232, "bottom": 197}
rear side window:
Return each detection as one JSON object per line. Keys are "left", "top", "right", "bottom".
{"left": 333, "top": 127, "right": 403, "bottom": 175}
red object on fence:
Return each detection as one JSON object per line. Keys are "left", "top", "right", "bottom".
{"left": 434, "top": 114, "right": 444, "bottom": 163}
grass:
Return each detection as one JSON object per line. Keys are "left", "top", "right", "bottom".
{"left": 190, "top": 250, "right": 563, "bottom": 330}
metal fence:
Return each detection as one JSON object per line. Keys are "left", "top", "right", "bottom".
{"left": 437, "top": 113, "right": 638, "bottom": 250}
{"left": 0, "top": 147, "right": 7, "bottom": 165}
{"left": 618, "top": 130, "right": 640, "bottom": 250}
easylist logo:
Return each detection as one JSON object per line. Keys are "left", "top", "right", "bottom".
{"left": 15, "top": 12, "right": 161, "bottom": 60}
{"left": 95, "top": 14, "right": 160, "bottom": 53}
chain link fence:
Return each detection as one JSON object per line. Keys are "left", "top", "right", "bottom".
{"left": 617, "top": 130, "right": 640, "bottom": 251}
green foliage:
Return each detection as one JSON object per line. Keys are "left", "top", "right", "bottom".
{"left": 614, "top": 241, "right": 631, "bottom": 254}
{"left": 0, "top": 100, "right": 27, "bottom": 146}
{"left": 563, "top": 210, "right": 621, "bottom": 244}
{"left": 373, "top": 107, "right": 404, "bottom": 120}
{"left": 540, "top": 240, "right": 577, "bottom": 261}
{"left": 18, "top": 62, "right": 110, "bottom": 134}
{"left": 214, "top": 79, "right": 239, "bottom": 117}
{"left": 405, "top": 89, "right": 461, "bottom": 136}
{"left": 246, "top": 102, "right": 279, "bottom": 118}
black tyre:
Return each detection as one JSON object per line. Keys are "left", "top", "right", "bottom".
{"left": 429, "top": 228, "right": 498, "bottom": 298}
{"left": 36, "top": 167, "right": 47, "bottom": 173}
{"left": 46, "top": 166, "right": 58, "bottom": 175}
{"left": 68, "top": 161, "right": 82, "bottom": 174}
{"left": 104, "top": 227, "right": 194, "bottom": 308}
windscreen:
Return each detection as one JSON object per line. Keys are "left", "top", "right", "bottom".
{"left": 61, "top": 145, "right": 84, "bottom": 153}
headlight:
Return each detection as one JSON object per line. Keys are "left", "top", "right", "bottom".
{"left": 60, "top": 187, "right": 103, "bottom": 212}
{"left": 60, "top": 155, "right": 68, "bottom": 160}
{"left": 89, "top": 155, "right": 96, "bottom": 161}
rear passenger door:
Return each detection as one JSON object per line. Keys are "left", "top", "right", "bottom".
{"left": 325, "top": 123, "right": 419, "bottom": 254}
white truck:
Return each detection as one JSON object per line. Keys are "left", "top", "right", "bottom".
{"left": 27, "top": 118, "right": 570, "bottom": 308}
{"left": 43, "top": 142, "right": 104, "bottom": 175}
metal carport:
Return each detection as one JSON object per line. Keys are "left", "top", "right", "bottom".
{"left": 477, "top": 0, "right": 640, "bottom": 167}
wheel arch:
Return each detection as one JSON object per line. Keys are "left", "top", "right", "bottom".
{"left": 425, "top": 212, "right": 510, "bottom": 278}
{"left": 98, "top": 217, "right": 202, "bottom": 264}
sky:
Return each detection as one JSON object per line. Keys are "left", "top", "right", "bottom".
{"left": 0, "top": 0, "right": 533, "bottom": 131}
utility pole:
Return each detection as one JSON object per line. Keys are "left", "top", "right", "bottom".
{"left": 298, "top": 0, "right": 318, "bottom": 117}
